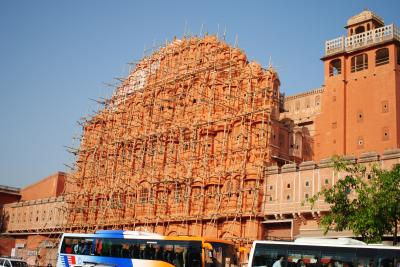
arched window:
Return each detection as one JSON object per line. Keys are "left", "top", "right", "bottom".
{"left": 305, "top": 97, "right": 310, "bottom": 108}
{"left": 375, "top": 48, "right": 389, "bottom": 66}
{"left": 157, "top": 190, "right": 168, "bottom": 204}
{"left": 329, "top": 59, "right": 342, "bottom": 76}
{"left": 315, "top": 95, "right": 321, "bottom": 106}
{"left": 351, "top": 53, "right": 368, "bottom": 72}
{"left": 355, "top": 26, "right": 365, "bottom": 34}
{"left": 139, "top": 188, "right": 149, "bottom": 204}
{"left": 174, "top": 184, "right": 183, "bottom": 203}
{"left": 206, "top": 185, "right": 217, "bottom": 198}
{"left": 191, "top": 187, "right": 202, "bottom": 201}
{"left": 223, "top": 180, "right": 233, "bottom": 197}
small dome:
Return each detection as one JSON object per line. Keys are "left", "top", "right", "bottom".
{"left": 347, "top": 9, "right": 384, "bottom": 27}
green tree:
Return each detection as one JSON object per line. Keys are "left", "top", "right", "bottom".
{"left": 308, "top": 156, "right": 400, "bottom": 244}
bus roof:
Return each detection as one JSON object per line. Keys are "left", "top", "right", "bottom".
{"left": 61, "top": 231, "right": 234, "bottom": 245}
{"left": 294, "top": 237, "right": 366, "bottom": 246}
{"left": 252, "top": 238, "right": 400, "bottom": 250}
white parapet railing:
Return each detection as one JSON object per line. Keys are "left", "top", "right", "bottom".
{"left": 325, "top": 24, "right": 400, "bottom": 56}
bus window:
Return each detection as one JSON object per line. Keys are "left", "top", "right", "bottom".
{"left": 60, "top": 237, "right": 73, "bottom": 254}
{"left": 79, "top": 238, "right": 94, "bottom": 255}
{"left": 376, "top": 250, "right": 399, "bottom": 267}
{"left": 287, "top": 250, "right": 319, "bottom": 267}
{"left": 205, "top": 246, "right": 215, "bottom": 267}
{"left": 320, "top": 251, "right": 354, "bottom": 267}
{"left": 377, "top": 257, "right": 395, "bottom": 267}
{"left": 357, "top": 257, "right": 375, "bottom": 267}
{"left": 61, "top": 237, "right": 94, "bottom": 255}
{"left": 173, "top": 244, "right": 185, "bottom": 267}
{"left": 121, "top": 242, "right": 130, "bottom": 258}
{"left": 357, "top": 249, "right": 377, "bottom": 267}
{"left": 251, "top": 243, "right": 286, "bottom": 267}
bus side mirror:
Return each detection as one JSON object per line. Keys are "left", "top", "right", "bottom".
{"left": 203, "top": 242, "right": 213, "bottom": 250}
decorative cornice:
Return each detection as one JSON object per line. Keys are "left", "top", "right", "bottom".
{"left": 285, "top": 87, "right": 324, "bottom": 101}
{"left": 347, "top": 10, "right": 384, "bottom": 27}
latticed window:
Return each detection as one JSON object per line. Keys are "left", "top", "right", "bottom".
{"left": 305, "top": 97, "right": 310, "bottom": 108}
{"left": 192, "top": 187, "right": 202, "bottom": 201}
{"left": 148, "top": 143, "right": 156, "bottom": 156}
{"left": 158, "top": 190, "right": 168, "bottom": 204}
{"left": 139, "top": 188, "right": 149, "bottom": 204}
{"left": 174, "top": 184, "right": 183, "bottom": 203}
{"left": 375, "top": 48, "right": 389, "bottom": 66}
{"left": 351, "top": 53, "right": 368, "bottom": 72}
{"left": 183, "top": 142, "right": 190, "bottom": 151}
{"left": 207, "top": 185, "right": 218, "bottom": 198}
{"left": 202, "top": 140, "right": 212, "bottom": 154}
{"left": 126, "top": 193, "right": 136, "bottom": 206}
{"left": 315, "top": 95, "right": 320, "bottom": 106}
{"left": 158, "top": 144, "right": 164, "bottom": 154}
{"left": 235, "top": 134, "right": 241, "bottom": 146}
{"left": 224, "top": 180, "right": 233, "bottom": 197}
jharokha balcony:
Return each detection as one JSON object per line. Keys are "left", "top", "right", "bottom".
{"left": 325, "top": 24, "right": 400, "bottom": 56}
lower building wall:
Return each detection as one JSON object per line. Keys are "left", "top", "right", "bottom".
{"left": 263, "top": 224, "right": 292, "bottom": 240}
{"left": 2, "top": 217, "right": 325, "bottom": 266}
{"left": 0, "top": 236, "right": 15, "bottom": 256}
{"left": 9, "top": 235, "right": 60, "bottom": 267}
{"left": 4, "top": 150, "right": 400, "bottom": 265}
{"left": 99, "top": 218, "right": 263, "bottom": 243}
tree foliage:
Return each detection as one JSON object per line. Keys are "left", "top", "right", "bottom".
{"left": 308, "top": 156, "right": 400, "bottom": 244}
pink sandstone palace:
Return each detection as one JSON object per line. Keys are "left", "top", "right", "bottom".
{"left": 1, "top": 10, "right": 400, "bottom": 266}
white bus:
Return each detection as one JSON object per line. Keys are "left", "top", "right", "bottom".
{"left": 248, "top": 238, "right": 400, "bottom": 267}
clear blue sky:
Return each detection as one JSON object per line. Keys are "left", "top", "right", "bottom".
{"left": 0, "top": 0, "right": 399, "bottom": 188}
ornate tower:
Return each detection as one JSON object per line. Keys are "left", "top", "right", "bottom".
{"left": 315, "top": 10, "right": 400, "bottom": 159}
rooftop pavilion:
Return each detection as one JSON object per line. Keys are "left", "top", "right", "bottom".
{"left": 324, "top": 10, "right": 400, "bottom": 56}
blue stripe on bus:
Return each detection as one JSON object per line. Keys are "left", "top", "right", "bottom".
{"left": 59, "top": 254, "right": 134, "bottom": 267}
{"left": 60, "top": 255, "right": 69, "bottom": 267}
{"left": 95, "top": 230, "right": 125, "bottom": 235}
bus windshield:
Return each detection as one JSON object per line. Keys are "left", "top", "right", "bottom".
{"left": 209, "top": 242, "right": 239, "bottom": 267}
{"left": 60, "top": 236, "right": 202, "bottom": 267}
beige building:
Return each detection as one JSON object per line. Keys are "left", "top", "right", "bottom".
{"left": 1, "top": 173, "right": 67, "bottom": 266}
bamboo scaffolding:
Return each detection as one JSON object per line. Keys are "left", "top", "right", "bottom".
{"left": 63, "top": 35, "right": 282, "bottom": 246}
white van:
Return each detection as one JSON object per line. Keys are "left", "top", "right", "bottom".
{"left": 0, "top": 257, "right": 28, "bottom": 267}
